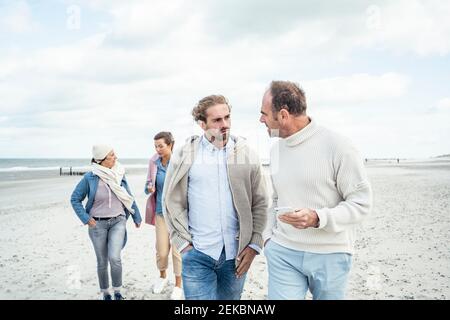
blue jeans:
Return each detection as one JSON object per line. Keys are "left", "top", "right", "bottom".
{"left": 88, "top": 215, "right": 126, "bottom": 290}
{"left": 181, "top": 247, "right": 246, "bottom": 300}
{"left": 265, "top": 240, "right": 352, "bottom": 300}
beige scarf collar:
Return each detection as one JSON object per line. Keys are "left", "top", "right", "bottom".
{"left": 92, "top": 161, "right": 135, "bottom": 214}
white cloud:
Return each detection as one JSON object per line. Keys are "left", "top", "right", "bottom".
{"left": 75, "top": 0, "right": 450, "bottom": 58}
{"left": 359, "top": 0, "right": 450, "bottom": 56}
{"left": 0, "top": 1, "right": 39, "bottom": 33}
{"left": 312, "top": 106, "right": 450, "bottom": 159}
{"left": 425, "top": 97, "right": 450, "bottom": 114}
{"left": 437, "top": 98, "right": 450, "bottom": 112}
{"left": 100, "top": 0, "right": 192, "bottom": 46}
{"left": 304, "top": 73, "right": 410, "bottom": 105}
{"left": 1, "top": 0, "right": 449, "bottom": 158}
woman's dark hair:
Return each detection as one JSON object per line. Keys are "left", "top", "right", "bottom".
{"left": 154, "top": 131, "right": 175, "bottom": 150}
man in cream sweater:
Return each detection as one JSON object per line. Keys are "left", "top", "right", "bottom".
{"left": 260, "top": 81, "right": 372, "bottom": 300}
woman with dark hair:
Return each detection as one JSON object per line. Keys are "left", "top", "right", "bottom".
{"left": 71, "top": 144, "right": 142, "bottom": 300}
{"left": 145, "top": 132, "right": 182, "bottom": 299}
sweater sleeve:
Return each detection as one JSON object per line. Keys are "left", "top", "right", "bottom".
{"left": 315, "top": 144, "right": 372, "bottom": 233}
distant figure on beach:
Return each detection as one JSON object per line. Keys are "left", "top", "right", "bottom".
{"left": 259, "top": 81, "right": 372, "bottom": 300}
{"left": 397, "top": 158, "right": 399, "bottom": 164}
{"left": 70, "top": 144, "right": 142, "bottom": 300}
{"left": 144, "top": 131, "right": 183, "bottom": 300}
{"left": 162, "top": 95, "right": 268, "bottom": 300}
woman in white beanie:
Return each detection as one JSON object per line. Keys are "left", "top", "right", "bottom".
{"left": 71, "top": 144, "right": 142, "bottom": 300}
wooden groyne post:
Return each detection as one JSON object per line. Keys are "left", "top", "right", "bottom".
{"left": 59, "top": 167, "right": 86, "bottom": 176}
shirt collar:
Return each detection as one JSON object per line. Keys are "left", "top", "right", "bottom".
{"left": 201, "top": 135, "right": 234, "bottom": 153}
{"left": 156, "top": 157, "right": 169, "bottom": 168}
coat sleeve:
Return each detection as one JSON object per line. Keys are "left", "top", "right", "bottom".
{"left": 130, "top": 200, "right": 142, "bottom": 224}
{"left": 70, "top": 176, "right": 91, "bottom": 225}
{"left": 144, "top": 154, "right": 159, "bottom": 195}
{"left": 144, "top": 158, "right": 153, "bottom": 195}
{"left": 162, "top": 148, "right": 191, "bottom": 252}
{"left": 122, "top": 176, "right": 142, "bottom": 224}
{"left": 249, "top": 152, "right": 269, "bottom": 249}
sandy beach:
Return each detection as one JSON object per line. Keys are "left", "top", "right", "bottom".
{"left": 0, "top": 159, "right": 449, "bottom": 300}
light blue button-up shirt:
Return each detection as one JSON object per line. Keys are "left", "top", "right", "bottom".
{"left": 187, "top": 136, "right": 240, "bottom": 261}
{"left": 155, "top": 157, "right": 169, "bottom": 215}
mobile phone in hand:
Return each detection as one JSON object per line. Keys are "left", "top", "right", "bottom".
{"left": 275, "top": 206, "right": 293, "bottom": 217}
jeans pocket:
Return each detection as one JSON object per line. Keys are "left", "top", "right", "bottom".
{"left": 181, "top": 246, "right": 195, "bottom": 260}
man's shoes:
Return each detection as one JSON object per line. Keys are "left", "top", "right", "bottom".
{"left": 114, "top": 292, "right": 125, "bottom": 300}
{"left": 170, "top": 286, "right": 184, "bottom": 300}
{"left": 103, "top": 293, "right": 112, "bottom": 300}
{"left": 153, "top": 277, "right": 169, "bottom": 294}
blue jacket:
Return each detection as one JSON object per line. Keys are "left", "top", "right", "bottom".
{"left": 70, "top": 172, "right": 142, "bottom": 226}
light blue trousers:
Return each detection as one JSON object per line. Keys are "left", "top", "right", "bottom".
{"left": 265, "top": 240, "right": 352, "bottom": 300}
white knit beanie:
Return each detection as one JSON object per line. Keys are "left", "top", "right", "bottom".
{"left": 92, "top": 144, "right": 113, "bottom": 162}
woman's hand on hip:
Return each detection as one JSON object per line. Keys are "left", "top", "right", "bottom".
{"left": 87, "top": 218, "right": 96, "bottom": 227}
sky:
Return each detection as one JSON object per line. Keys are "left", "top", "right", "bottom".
{"left": 1, "top": 0, "right": 449, "bottom": 159}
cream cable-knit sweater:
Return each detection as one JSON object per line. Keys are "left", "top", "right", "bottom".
{"left": 263, "top": 118, "right": 372, "bottom": 254}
